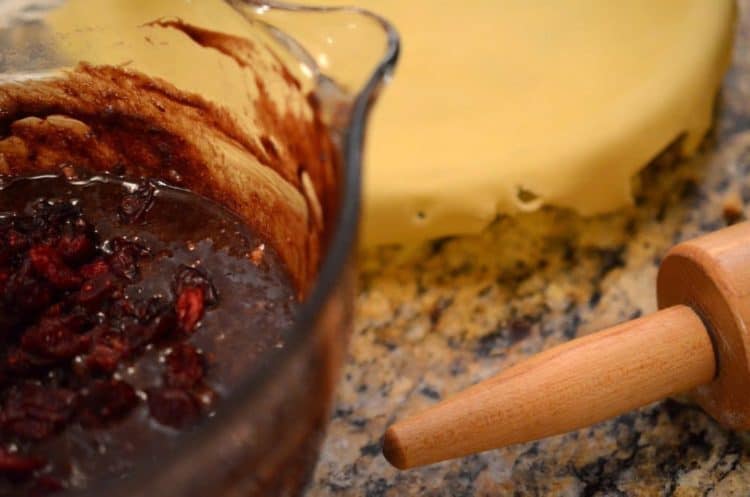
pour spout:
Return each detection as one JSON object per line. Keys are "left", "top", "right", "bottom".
{"left": 383, "top": 305, "right": 716, "bottom": 469}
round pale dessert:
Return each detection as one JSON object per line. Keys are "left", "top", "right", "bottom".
{"left": 338, "top": 0, "right": 735, "bottom": 246}
{"left": 41, "top": 0, "right": 737, "bottom": 248}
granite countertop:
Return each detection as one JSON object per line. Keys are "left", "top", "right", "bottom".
{"left": 309, "top": 3, "right": 750, "bottom": 496}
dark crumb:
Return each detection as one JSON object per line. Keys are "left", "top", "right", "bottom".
{"left": 722, "top": 192, "right": 744, "bottom": 225}
{"left": 507, "top": 319, "right": 532, "bottom": 344}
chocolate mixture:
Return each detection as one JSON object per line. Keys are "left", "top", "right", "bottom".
{"left": 0, "top": 16, "right": 344, "bottom": 495}
{"left": 0, "top": 169, "right": 297, "bottom": 495}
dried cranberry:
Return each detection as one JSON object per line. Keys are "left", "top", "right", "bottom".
{"left": 21, "top": 316, "right": 90, "bottom": 360}
{"left": 11, "top": 282, "right": 53, "bottom": 313}
{"left": 0, "top": 227, "right": 12, "bottom": 263}
{"left": 107, "top": 297, "right": 136, "bottom": 321}
{"left": 28, "top": 246, "right": 82, "bottom": 290}
{"left": 118, "top": 180, "right": 156, "bottom": 224}
{"left": 2, "top": 384, "right": 77, "bottom": 440}
{"left": 78, "top": 380, "right": 138, "bottom": 428}
{"left": 79, "top": 259, "right": 110, "bottom": 280}
{"left": 0, "top": 246, "right": 11, "bottom": 268}
{"left": 173, "top": 265, "right": 217, "bottom": 305}
{"left": 4, "top": 262, "right": 53, "bottom": 313}
{"left": 77, "top": 274, "right": 117, "bottom": 307}
{"left": 0, "top": 179, "right": 238, "bottom": 491}
{"left": 4, "top": 349, "right": 55, "bottom": 376}
{"left": 56, "top": 233, "right": 95, "bottom": 265}
{"left": 164, "top": 344, "right": 204, "bottom": 389}
{"left": 175, "top": 287, "right": 205, "bottom": 334}
{"left": 28, "top": 474, "right": 64, "bottom": 496}
{"left": 148, "top": 307, "right": 178, "bottom": 340}
{"left": 0, "top": 449, "right": 44, "bottom": 477}
{"left": 83, "top": 329, "right": 129, "bottom": 374}
{"left": 121, "top": 323, "right": 150, "bottom": 352}
{"left": 107, "top": 238, "right": 149, "bottom": 281}
{"left": 147, "top": 388, "right": 200, "bottom": 429}
{"left": 84, "top": 345, "right": 123, "bottom": 375}
{"left": 6, "top": 229, "right": 29, "bottom": 253}
{"left": 41, "top": 303, "right": 64, "bottom": 318}
{"left": 0, "top": 269, "right": 10, "bottom": 294}
{"left": 4, "top": 420, "right": 52, "bottom": 441}
{"left": 118, "top": 297, "right": 176, "bottom": 349}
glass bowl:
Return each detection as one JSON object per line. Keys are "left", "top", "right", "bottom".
{"left": 0, "top": 1, "right": 398, "bottom": 495}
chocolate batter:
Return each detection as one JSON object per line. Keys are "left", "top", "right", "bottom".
{"left": 0, "top": 169, "right": 297, "bottom": 495}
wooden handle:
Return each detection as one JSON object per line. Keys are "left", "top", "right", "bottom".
{"left": 383, "top": 305, "right": 716, "bottom": 469}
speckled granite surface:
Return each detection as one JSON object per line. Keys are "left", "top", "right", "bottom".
{"left": 308, "top": 3, "right": 750, "bottom": 496}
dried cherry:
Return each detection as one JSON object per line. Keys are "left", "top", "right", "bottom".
{"left": 147, "top": 388, "right": 200, "bottom": 429}
{"left": 0, "top": 449, "right": 45, "bottom": 477}
{"left": 175, "top": 287, "right": 205, "bottom": 334}
{"left": 2, "top": 384, "right": 77, "bottom": 441}
{"left": 77, "top": 380, "right": 138, "bottom": 428}
{"left": 174, "top": 265, "right": 217, "bottom": 305}
{"left": 164, "top": 344, "right": 205, "bottom": 389}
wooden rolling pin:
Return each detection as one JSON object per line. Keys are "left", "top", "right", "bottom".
{"left": 383, "top": 222, "right": 750, "bottom": 469}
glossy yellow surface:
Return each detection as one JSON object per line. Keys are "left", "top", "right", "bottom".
{"left": 48, "top": 0, "right": 737, "bottom": 247}
{"left": 313, "top": 0, "right": 735, "bottom": 246}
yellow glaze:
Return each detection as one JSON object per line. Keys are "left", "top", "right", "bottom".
{"left": 310, "top": 0, "right": 735, "bottom": 246}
